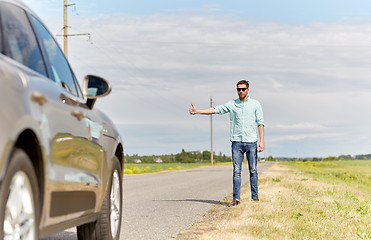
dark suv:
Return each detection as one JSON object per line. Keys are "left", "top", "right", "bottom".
{"left": 0, "top": 1, "right": 123, "bottom": 239}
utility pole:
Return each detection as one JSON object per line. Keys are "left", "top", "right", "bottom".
{"left": 61, "top": 0, "right": 90, "bottom": 59}
{"left": 210, "top": 96, "right": 213, "bottom": 165}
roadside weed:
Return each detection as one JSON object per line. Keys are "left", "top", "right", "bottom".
{"left": 124, "top": 162, "right": 228, "bottom": 174}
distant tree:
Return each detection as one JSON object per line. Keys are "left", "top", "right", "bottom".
{"left": 175, "top": 149, "right": 184, "bottom": 162}
{"left": 324, "top": 156, "right": 337, "bottom": 161}
{"left": 339, "top": 155, "right": 352, "bottom": 159}
{"left": 220, "top": 154, "right": 230, "bottom": 162}
{"left": 355, "top": 154, "right": 371, "bottom": 160}
{"left": 202, "top": 151, "right": 211, "bottom": 160}
{"left": 125, "top": 149, "right": 231, "bottom": 164}
{"left": 191, "top": 151, "right": 202, "bottom": 161}
{"left": 176, "top": 149, "right": 195, "bottom": 163}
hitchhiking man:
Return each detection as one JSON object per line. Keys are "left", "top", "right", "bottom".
{"left": 189, "top": 80, "right": 264, "bottom": 207}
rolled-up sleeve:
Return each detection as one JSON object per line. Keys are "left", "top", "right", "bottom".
{"left": 255, "top": 102, "right": 264, "bottom": 126}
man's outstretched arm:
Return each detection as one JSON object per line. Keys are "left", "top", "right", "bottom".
{"left": 189, "top": 104, "right": 215, "bottom": 115}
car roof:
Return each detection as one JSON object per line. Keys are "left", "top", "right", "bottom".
{"left": 0, "top": 0, "right": 57, "bottom": 43}
{"left": 0, "top": 0, "right": 42, "bottom": 21}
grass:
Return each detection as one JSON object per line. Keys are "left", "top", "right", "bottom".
{"left": 293, "top": 160, "right": 371, "bottom": 193}
{"left": 123, "top": 162, "right": 230, "bottom": 174}
{"left": 179, "top": 160, "right": 371, "bottom": 239}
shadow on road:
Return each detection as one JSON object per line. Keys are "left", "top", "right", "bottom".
{"left": 41, "top": 228, "right": 77, "bottom": 240}
{"left": 153, "top": 199, "right": 229, "bottom": 206}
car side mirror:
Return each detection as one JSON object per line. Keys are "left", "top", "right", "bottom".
{"left": 83, "top": 75, "right": 111, "bottom": 99}
{"left": 82, "top": 75, "right": 111, "bottom": 109}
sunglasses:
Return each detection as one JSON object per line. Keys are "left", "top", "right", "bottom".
{"left": 237, "top": 88, "right": 248, "bottom": 92}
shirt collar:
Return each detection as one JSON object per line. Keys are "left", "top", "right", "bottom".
{"left": 236, "top": 97, "right": 250, "bottom": 103}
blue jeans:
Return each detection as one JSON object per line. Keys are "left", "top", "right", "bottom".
{"left": 231, "top": 141, "right": 258, "bottom": 200}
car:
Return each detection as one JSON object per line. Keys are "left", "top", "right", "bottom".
{"left": 0, "top": 1, "right": 124, "bottom": 239}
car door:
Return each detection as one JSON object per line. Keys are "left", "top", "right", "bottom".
{"left": 30, "top": 78, "right": 104, "bottom": 224}
{"left": 28, "top": 15, "right": 106, "bottom": 224}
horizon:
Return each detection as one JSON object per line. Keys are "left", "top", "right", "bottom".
{"left": 123, "top": 150, "right": 371, "bottom": 160}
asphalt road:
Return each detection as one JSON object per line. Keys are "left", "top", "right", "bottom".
{"left": 43, "top": 162, "right": 274, "bottom": 240}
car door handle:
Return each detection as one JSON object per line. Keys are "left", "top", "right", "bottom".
{"left": 71, "top": 110, "right": 85, "bottom": 121}
{"left": 31, "top": 92, "right": 48, "bottom": 106}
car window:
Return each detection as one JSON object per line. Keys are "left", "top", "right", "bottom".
{"left": 0, "top": 3, "right": 47, "bottom": 76}
{"left": 30, "top": 16, "right": 81, "bottom": 97}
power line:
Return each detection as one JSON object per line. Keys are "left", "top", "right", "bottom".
{"left": 94, "top": 39, "right": 371, "bottom": 49}
{"left": 57, "top": 0, "right": 90, "bottom": 58}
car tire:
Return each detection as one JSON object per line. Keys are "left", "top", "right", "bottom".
{"left": 0, "top": 148, "right": 39, "bottom": 240}
{"left": 77, "top": 157, "right": 122, "bottom": 240}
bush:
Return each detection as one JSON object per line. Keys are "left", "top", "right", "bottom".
{"left": 132, "top": 166, "right": 141, "bottom": 174}
{"left": 124, "top": 169, "right": 133, "bottom": 174}
{"left": 143, "top": 166, "right": 151, "bottom": 173}
{"left": 124, "top": 165, "right": 142, "bottom": 174}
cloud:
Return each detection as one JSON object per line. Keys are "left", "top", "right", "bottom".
{"left": 27, "top": 7, "right": 371, "bottom": 157}
{"left": 274, "top": 122, "right": 328, "bottom": 131}
{"left": 268, "top": 132, "right": 342, "bottom": 142}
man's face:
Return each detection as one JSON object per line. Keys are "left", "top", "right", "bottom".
{"left": 237, "top": 84, "right": 249, "bottom": 99}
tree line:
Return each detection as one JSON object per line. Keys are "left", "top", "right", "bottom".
{"left": 125, "top": 150, "right": 277, "bottom": 164}
{"left": 125, "top": 151, "right": 370, "bottom": 164}
{"left": 125, "top": 149, "right": 231, "bottom": 163}
{"left": 276, "top": 154, "right": 371, "bottom": 162}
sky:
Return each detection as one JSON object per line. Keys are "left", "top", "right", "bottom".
{"left": 22, "top": 0, "right": 371, "bottom": 158}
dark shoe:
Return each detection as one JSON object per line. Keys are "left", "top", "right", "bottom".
{"left": 252, "top": 198, "right": 259, "bottom": 202}
{"left": 228, "top": 199, "right": 240, "bottom": 207}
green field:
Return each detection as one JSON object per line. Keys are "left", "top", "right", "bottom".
{"left": 289, "top": 160, "right": 371, "bottom": 193}
{"left": 335, "top": 160, "right": 371, "bottom": 167}
{"left": 123, "top": 162, "right": 229, "bottom": 174}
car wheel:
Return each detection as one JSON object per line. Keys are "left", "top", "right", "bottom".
{"left": 77, "top": 157, "right": 122, "bottom": 240}
{"left": 0, "top": 149, "right": 39, "bottom": 240}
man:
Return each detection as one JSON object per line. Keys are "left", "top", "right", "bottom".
{"left": 189, "top": 80, "right": 264, "bottom": 206}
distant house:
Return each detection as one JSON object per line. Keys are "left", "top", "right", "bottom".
{"left": 134, "top": 159, "right": 142, "bottom": 164}
{"left": 153, "top": 157, "right": 163, "bottom": 163}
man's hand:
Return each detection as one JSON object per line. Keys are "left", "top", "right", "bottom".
{"left": 189, "top": 105, "right": 215, "bottom": 115}
{"left": 257, "top": 125, "right": 264, "bottom": 152}
{"left": 258, "top": 141, "right": 264, "bottom": 152}
{"left": 189, "top": 104, "right": 197, "bottom": 115}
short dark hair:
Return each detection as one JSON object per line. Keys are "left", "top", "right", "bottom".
{"left": 237, "top": 80, "right": 249, "bottom": 88}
